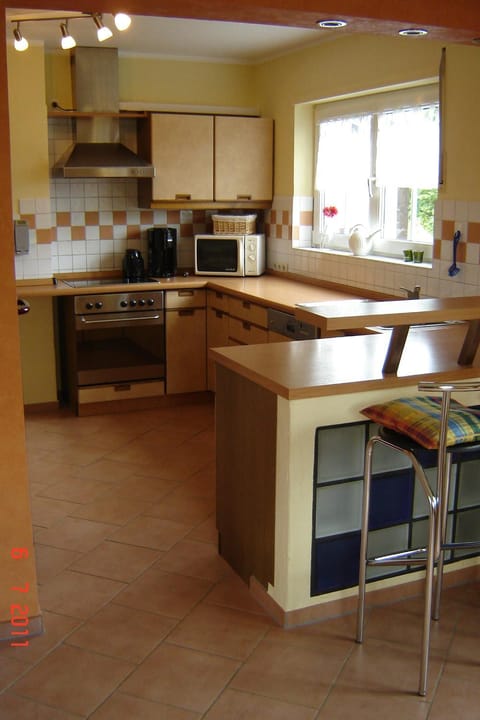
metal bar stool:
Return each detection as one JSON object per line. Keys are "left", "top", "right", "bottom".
{"left": 356, "top": 380, "right": 480, "bottom": 696}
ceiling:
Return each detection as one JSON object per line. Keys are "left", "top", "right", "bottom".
{"left": 6, "top": 0, "right": 480, "bottom": 63}
{"left": 6, "top": 10, "right": 338, "bottom": 63}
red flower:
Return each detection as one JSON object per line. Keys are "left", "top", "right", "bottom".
{"left": 323, "top": 205, "right": 338, "bottom": 218}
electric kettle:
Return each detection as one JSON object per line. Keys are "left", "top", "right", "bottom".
{"left": 122, "top": 248, "right": 145, "bottom": 282}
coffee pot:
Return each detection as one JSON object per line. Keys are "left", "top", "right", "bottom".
{"left": 123, "top": 248, "right": 145, "bottom": 282}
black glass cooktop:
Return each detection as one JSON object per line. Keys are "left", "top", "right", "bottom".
{"left": 63, "top": 278, "right": 157, "bottom": 288}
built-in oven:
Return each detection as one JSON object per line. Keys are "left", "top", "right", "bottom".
{"left": 58, "top": 289, "right": 165, "bottom": 414}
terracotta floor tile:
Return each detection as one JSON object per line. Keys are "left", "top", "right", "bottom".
{"left": 230, "top": 633, "right": 345, "bottom": 708}
{"left": 108, "top": 514, "right": 192, "bottom": 550}
{"left": 66, "top": 602, "right": 176, "bottom": 663}
{"left": 204, "top": 688, "right": 317, "bottom": 719}
{"left": 70, "top": 494, "right": 150, "bottom": 525}
{"left": 40, "top": 442, "right": 109, "bottom": 467}
{"left": 154, "top": 539, "right": 233, "bottom": 582}
{"left": 90, "top": 691, "right": 201, "bottom": 719}
{"left": 39, "top": 569, "right": 125, "bottom": 619}
{"left": 38, "top": 476, "right": 113, "bottom": 504}
{"left": 186, "top": 514, "right": 218, "bottom": 544}
{"left": 70, "top": 458, "right": 142, "bottom": 483}
{"left": 30, "top": 496, "right": 81, "bottom": 529}
{"left": 35, "top": 516, "right": 117, "bottom": 553}
{"left": 317, "top": 685, "right": 430, "bottom": 719}
{"left": 115, "top": 567, "right": 212, "bottom": 618}
{"left": 120, "top": 643, "right": 239, "bottom": 713}
{"left": 168, "top": 602, "right": 272, "bottom": 659}
{"left": 0, "top": 655, "right": 32, "bottom": 693}
{"left": 0, "top": 610, "right": 79, "bottom": 664}
{"left": 146, "top": 490, "right": 214, "bottom": 525}
{"left": 428, "top": 661, "right": 480, "bottom": 719}
{"left": 0, "top": 692, "right": 80, "bottom": 719}
{"left": 12, "top": 644, "right": 134, "bottom": 716}
{"left": 110, "top": 474, "right": 176, "bottom": 502}
{"left": 70, "top": 540, "right": 160, "bottom": 582}
{"left": 204, "top": 574, "right": 268, "bottom": 615}
{"left": 34, "top": 544, "right": 81, "bottom": 585}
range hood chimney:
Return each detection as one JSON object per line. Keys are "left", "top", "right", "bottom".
{"left": 53, "top": 46, "right": 155, "bottom": 178}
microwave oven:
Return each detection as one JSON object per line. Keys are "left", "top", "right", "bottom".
{"left": 194, "top": 233, "right": 266, "bottom": 276}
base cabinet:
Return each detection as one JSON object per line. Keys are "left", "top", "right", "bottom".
{"left": 166, "top": 289, "right": 207, "bottom": 394}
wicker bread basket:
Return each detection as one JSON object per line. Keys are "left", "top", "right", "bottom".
{"left": 212, "top": 214, "right": 257, "bottom": 235}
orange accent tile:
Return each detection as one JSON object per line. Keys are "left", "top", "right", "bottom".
{"left": 282, "top": 210, "right": 289, "bottom": 225}
{"left": 140, "top": 210, "right": 154, "bottom": 225}
{"left": 113, "top": 211, "right": 127, "bottom": 226}
{"left": 433, "top": 238, "right": 442, "bottom": 260}
{"left": 56, "top": 212, "right": 71, "bottom": 227}
{"left": 100, "top": 225, "right": 113, "bottom": 240}
{"left": 276, "top": 224, "right": 282, "bottom": 237}
{"left": 127, "top": 225, "right": 141, "bottom": 239}
{"left": 467, "top": 221, "right": 480, "bottom": 244}
{"left": 167, "top": 210, "right": 180, "bottom": 224}
{"left": 20, "top": 214, "right": 35, "bottom": 228}
{"left": 456, "top": 241, "right": 466, "bottom": 263}
{"left": 72, "top": 227, "right": 84, "bottom": 241}
{"left": 36, "top": 228, "right": 52, "bottom": 244}
{"left": 85, "top": 212, "right": 99, "bottom": 226}
{"left": 299, "top": 210, "right": 313, "bottom": 226}
{"left": 180, "top": 223, "right": 193, "bottom": 236}
{"left": 442, "top": 219, "right": 455, "bottom": 241}
{"left": 292, "top": 226, "right": 300, "bottom": 241}
{"left": 193, "top": 210, "right": 206, "bottom": 223}
{"left": 270, "top": 210, "right": 277, "bottom": 224}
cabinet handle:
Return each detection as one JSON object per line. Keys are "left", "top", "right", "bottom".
{"left": 236, "top": 194, "right": 252, "bottom": 200}
{"left": 242, "top": 321, "right": 251, "bottom": 330}
{"left": 175, "top": 193, "right": 191, "bottom": 200}
{"left": 179, "top": 309, "right": 195, "bottom": 316}
{"left": 215, "top": 310, "right": 224, "bottom": 319}
{"left": 178, "top": 290, "right": 194, "bottom": 297}
{"left": 242, "top": 301, "right": 251, "bottom": 309}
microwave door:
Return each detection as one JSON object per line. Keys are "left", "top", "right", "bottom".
{"left": 196, "top": 236, "right": 240, "bottom": 273}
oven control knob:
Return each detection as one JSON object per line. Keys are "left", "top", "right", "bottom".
{"left": 139, "top": 298, "right": 146, "bottom": 306}
{"left": 147, "top": 298, "right": 155, "bottom": 306}
{"left": 86, "top": 302, "right": 94, "bottom": 310}
{"left": 129, "top": 299, "right": 137, "bottom": 307}
{"left": 95, "top": 301, "right": 103, "bottom": 309}
{"left": 120, "top": 300, "right": 128, "bottom": 308}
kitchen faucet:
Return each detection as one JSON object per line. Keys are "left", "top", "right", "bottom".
{"left": 400, "top": 285, "right": 421, "bottom": 299}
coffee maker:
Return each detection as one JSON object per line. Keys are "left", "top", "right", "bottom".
{"left": 122, "top": 248, "right": 145, "bottom": 282}
{"left": 148, "top": 227, "right": 177, "bottom": 277}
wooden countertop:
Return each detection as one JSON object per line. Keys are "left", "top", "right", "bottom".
{"left": 16, "top": 273, "right": 378, "bottom": 314}
{"left": 210, "top": 324, "right": 480, "bottom": 400}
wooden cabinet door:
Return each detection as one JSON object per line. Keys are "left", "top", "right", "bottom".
{"left": 206, "top": 306, "right": 230, "bottom": 391}
{"left": 166, "top": 308, "right": 207, "bottom": 394}
{"left": 214, "top": 116, "right": 273, "bottom": 201}
{"left": 151, "top": 114, "right": 214, "bottom": 201}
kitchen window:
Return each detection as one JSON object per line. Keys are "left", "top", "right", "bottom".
{"left": 313, "top": 83, "right": 439, "bottom": 260}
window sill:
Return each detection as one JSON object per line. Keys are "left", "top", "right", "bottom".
{"left": 302, "top": 246, "right": 432, "bottom": 269}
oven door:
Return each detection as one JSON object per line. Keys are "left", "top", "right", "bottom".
{"left": 75, "top": 311, "right": 165, "bottom": 386}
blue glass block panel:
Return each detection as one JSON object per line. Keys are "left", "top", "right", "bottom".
{"left": 457, "top": 459, "right": 480, "bottom": 509}
{"left": 369, "top": 471, "right": 414, "bottom": 530}
{"left": 315, "top": 481, "right": 363, "bottom": 538}
{"left": 366, "top": 524, "right": 409, "bottom": 579}
{"left": 311, "top": 533, "right": 360, "bottom": 594}
{"left": 315, "top": 424, "right": 365, "bottom": 483}
{"left": 411, "top": 516, "right": 453, "bottom": 562}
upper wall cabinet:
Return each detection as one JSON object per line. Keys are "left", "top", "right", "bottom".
{"left": 138, "top": 113, "right": 273, "bottom": 210}
{"left": 214, "top": 116, "right": 273, "bottom": 203}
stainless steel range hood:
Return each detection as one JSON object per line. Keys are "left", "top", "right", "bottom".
{"left": 53, "top": 47, "right": 155, "bottom": 179}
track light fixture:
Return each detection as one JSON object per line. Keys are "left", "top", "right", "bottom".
{"left": 11, "top": 12, "right": 131, "bottom": 52}
{"left": 93, "top": 13, "right": 113, "bottom": 42}
{"left": 60, "top": 21, "right": 76, "bottom": 50}
{"left": 13, "top": 22, "right": 28, "bottom": 52}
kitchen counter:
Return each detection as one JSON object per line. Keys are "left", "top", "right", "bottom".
{"left": 211, "top": 322, "right": 480, "bottom": 624}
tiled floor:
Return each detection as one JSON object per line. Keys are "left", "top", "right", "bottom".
{"left": 0, "top": 399, "right": 479, "bottom": 718}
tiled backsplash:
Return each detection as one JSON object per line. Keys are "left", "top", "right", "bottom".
{"left": 266, "top": 196, "right": 480, "bottom": 298}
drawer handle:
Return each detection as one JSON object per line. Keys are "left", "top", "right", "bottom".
{"left": 179, "top": 309, "right": 195, "bottom": 316}
{"left": 175, "top": 193, "right": 191, "bottom": 200}
{"left": 242, "top": 321, "right": 251, "bottom": 330}
{"left": 215, "top": 310, "right": 224, "bottom": 318}
{"left": 242, "top": 301, "right": 251, "bottom": 309}
{"left": 236, "top": 194, "right": 252, "bottom": 200}
{"left": 178, "top": 290, "right": 194, "bottom": 296}
{"left": 114, "top": 384, "right": 131, "bottom": 392}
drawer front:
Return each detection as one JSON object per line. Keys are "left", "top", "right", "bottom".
{"left": 207, "top": 289, "right": 230, "bottom": 312}
{"left": 228, "top": 316, "right": 268, "bottom": 345}
{"left": 165, "top": 288, "right": 206, "bottom": 309}
{"left": 228, "top": 296, "right": 267, "bottom": 328}
{"left": 78, "top": 380, "right": 165, "bottom": 404}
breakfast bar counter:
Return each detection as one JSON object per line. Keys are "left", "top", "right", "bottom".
{"left": 211, "top": 322, "right": 480, "bottom": 625}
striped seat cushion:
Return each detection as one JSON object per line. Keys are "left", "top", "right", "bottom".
{"left": 361, "top": 395, "right": 480, "bottom": 450}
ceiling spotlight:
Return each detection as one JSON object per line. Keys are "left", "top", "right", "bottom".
{"left": 60, "top": 21, "right": 76, "bottom": 50}
{"left": 93, "top": 13, "right": 113, "bottom": 42}
{"left": 399, "top": 28, "right": 428, "bottom": 36}
{"left": 317, "top": 19, "right": 348, "bottom": 29}
{"left": 114, "top": 13, "right": 131, "bottom": 31}
{"left": 13, "top": 23, "right": 29, "bottom": 52}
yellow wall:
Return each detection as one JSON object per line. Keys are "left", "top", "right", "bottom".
{"left": 7, "top": 43, "right": 50, "bottom": 211}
